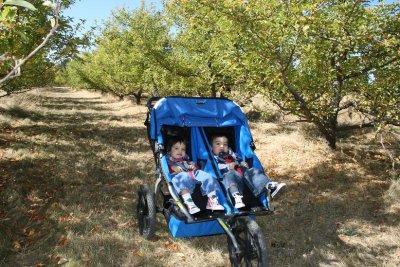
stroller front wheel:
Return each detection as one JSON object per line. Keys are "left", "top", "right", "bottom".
{"left": 136, "top": 184, "right": 156, "bottom": 239}
{"left": 227, "top": 217, "right": 268, "bottom": 267}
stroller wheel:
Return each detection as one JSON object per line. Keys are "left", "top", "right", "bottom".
{"left": 227, "top": 217, "right": 268, "bottom": 267}
{"left": 136, "top": 184, "right": 156, "bottom": 239}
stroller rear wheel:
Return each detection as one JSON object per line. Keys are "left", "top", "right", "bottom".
{"left": 136, "top": 184, "right": 156, "bottom": 239}
{"left": 227, "top": 217, "right": 268, "bottom": 267}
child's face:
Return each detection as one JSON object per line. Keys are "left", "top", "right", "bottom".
{"left": 212, "top": 136, "right": 229, "bottom": 155}
{"left": 169, "top": 142, "right": 186, "bottom": 159}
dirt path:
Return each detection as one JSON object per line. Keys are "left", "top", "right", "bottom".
{"left": 0, "top": 87, "right": 399, "bottom": 266}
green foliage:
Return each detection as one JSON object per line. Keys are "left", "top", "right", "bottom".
{"left": 0, "top": 0, "right": 37, "bottom": 35}
{"left": 4, "top": 55, "right": 57, "bottom": 90}
{"left": 59, "top": 6, "right": 171, "bottom": 101}
{"left": 3, "top": 0, "right": 36, "bottom": 10}
{"left": 196, "top": 0, "right": 400, "bottom": 148}
{"left": 1, "top": 0, "right": 85, "bottom": 92}
{"left": 58, "top": 0, "right": 399, "bottom": 148}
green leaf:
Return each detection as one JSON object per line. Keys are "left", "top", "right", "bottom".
{"left": 1, "top": 6, "right": 11, "bottom": 20}
{"left": 16, "top": 30, "right": 29, "bottom": 42}
{"left": 1, "top": 6, "right": 17, "bottom": 21}
{"left": 3, "top": 0, "right": 37, "bottom": 11}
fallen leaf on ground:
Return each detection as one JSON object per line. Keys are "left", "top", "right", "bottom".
{"left": 56, "top": 256, "right": 69, "bottom": 265}
{"left": 90, "top": 225, "right": 102, "bottom": 234}
{"left": 13, "top": 241, "right": 21, "bottom": 249}
{"left": 131, "top": 250, "right": 144, "bottom": 257}
{"left": 170, "top": 243, "right": 178, "bottom": 250}
{"left": 163, "top": 241, "right": 170, "bottom": 248}
{"left": 57, "top": 236, "right": 68, "bottom": 247}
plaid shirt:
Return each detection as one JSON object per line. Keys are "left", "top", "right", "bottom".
{"left": 167, "top": 154, "right": 199, "bottom": 175}
{"left": 214, "top": 149, "right": 244, "bottom": 175}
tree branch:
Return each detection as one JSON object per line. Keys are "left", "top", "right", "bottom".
{"left": 343, "top": 56, "right": 400, "bottom": 80}
{"left": 0, "top": 1, "right": 61, "bottom": 87}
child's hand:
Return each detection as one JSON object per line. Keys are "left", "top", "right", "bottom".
{"left": 229, "top": 162, "right": 236, "bottom": 170}
{"left": 240, "top": 162, "right": 249, "bottom": 168}
{"left": 172, "top": 165, "right": 183, "bottom": 173}
{"left": 187, "top": 164, "right": 196, "bottom": 170}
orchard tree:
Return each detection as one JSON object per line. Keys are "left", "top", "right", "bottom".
{"left": 165, "top": 0, "right": 243, "bottom": 97}
{"left": 58, "top": 0, "right": 398, "bottom": 149}
{"left": 0, "top": 0, "right": 84, "bottom": 93}
{"left": 191, "top": 0, "right": 399, "bottom": 148}
{"left": 56, "top": 53, "right": 110, "bottom": 91}
{"left": 60, "top": 5, "right": 177, "bottom": 103}
{"left": 61, "top": 2, "right": 239, "bottom": 99}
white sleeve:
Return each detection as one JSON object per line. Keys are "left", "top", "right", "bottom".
{"left": 218, "top": 162, "right": 230, "bottom": 171}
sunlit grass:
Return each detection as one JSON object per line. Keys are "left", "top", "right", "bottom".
{"left": 0, "top": 87, "right": 399, "bottom": 266}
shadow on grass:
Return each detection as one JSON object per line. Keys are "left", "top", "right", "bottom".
{"left": 37, "top": 94, "right": 102, "bottom": 103}
{"left": 1, "top": 105, "right": 142, "bottom": 124}
{"left": 0, "top": 89, "right": 155, "bottom": 266}
{"left": 262, "top": 158, "right": 397, "bottom": 267}
{"left": 40, "top": 103, "right": 111, "bottom": 112}
{"left": 0, "top": 106, "right": 45, "bottom": 121}
{"left": 0, "top": 157, "right": 70, "bottom": 265}
{"left": 3, "top": 88, "right": 396, "bottom": 266}
{"left": 0, "top": 136, "right": 153, "bottom": 266}
{"left": 13, "top": 123, "right": 150, "bottom": 154}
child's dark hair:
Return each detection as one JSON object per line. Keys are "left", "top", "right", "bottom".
{"left": 167, "top": 136, "right": 186, "bottom": 151}
{"left": 210, "top": 133, "right": 228, "bottom": 143}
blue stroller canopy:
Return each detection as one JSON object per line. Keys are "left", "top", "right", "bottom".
{"left": 149, "top": 97, "right": 250, "bottom": 141}
{"left": 150, "top": 96, "right": 262, "bottom": 175}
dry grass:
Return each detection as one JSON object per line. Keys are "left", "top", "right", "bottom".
{"left": 0, "top": 87, "right": 399, "bottom": 266}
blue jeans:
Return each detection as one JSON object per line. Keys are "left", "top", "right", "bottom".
{"left": 222, "top": 168, "right": 271, "bottom": 196}
{"left": 171, "top": 170, "right": 221, "bottom": 196}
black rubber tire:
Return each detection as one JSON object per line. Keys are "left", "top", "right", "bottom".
{"left": 136, "top": 184, "right": 156, "bottom": 240}
{"left": 227, "top": 217, "right": 269, "bottom": 267}
{"left": 155, "top": 179, "right": 164, "bottom": 212}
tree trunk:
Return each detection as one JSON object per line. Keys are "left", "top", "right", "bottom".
{"left": 280, "top": 70, "right": 338, "bottom": 149}
{"left": 134, "top": 95, "right": 141, "bottom": 104}
{"left": 211, "top": 82, "right": 217, "bottom": 97}
{"left": 312, "top": 116, "right": 338, "bottom": 149}
{"left": 133, "top": 89, "right": 142, "bottom": 104}
{"left": 322, "top": 125, "right": 337, "bottom": 149}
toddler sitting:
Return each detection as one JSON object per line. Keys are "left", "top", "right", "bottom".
{"left": 167, "top": 137, "right": 224, "bottom": 214}
{"left": 211, "top": 134, "right": 286, "bottom": 209}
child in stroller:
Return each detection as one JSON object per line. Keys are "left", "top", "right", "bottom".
{"left": 211, "top": 134, "right": 286, "bottom": 209}
{"left": 138, "top": 96, "right": 285, "bottom": 266}
{"left": 167, "top": 136, "right": 224, "bottom": 214}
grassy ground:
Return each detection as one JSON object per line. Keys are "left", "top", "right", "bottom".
{"left": 0, "top": 87, "right": 399, "bottom": 266}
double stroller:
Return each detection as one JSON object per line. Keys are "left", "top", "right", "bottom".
{"left": 137, "top": 96, "right": 276, "bottom": 266}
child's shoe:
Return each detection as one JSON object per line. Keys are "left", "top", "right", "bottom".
{"left": 233, "top": 193, "right": 245, "bottom": 209}
{"left": 267, "top": 182, "right": 286, "bottom": 199}
{"left": 184, "top": 201, "right": 201, "bottom": 214}
{"left": 206, "top": 196, "right": 224, "bottom": 211}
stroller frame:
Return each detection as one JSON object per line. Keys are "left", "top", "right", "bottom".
{"left": 137, "top": 96, "right": 276, "bottom": 266}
